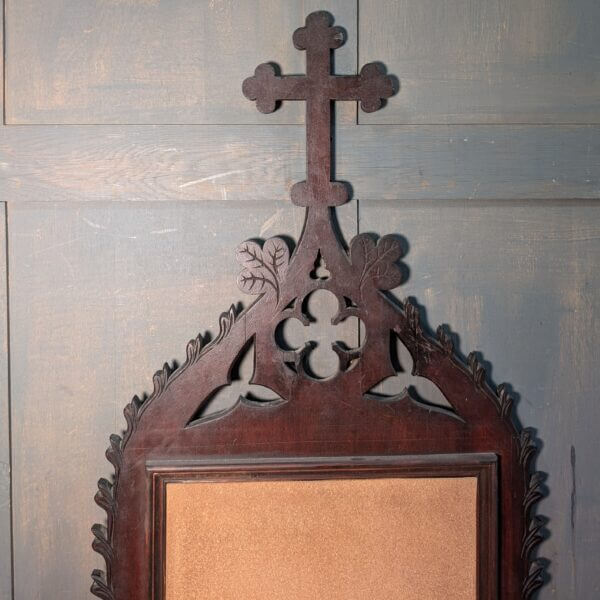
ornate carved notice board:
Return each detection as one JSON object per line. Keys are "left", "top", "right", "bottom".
{"left": 91, "top": 11, "right": 545, "bottom": 600}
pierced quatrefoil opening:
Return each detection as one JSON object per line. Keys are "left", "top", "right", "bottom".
{"left": 276, "top": 289, "right": 362, "bottom": 379}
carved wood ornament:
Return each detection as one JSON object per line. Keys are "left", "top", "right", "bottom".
{"left": 92, "top": 11, "right": 545, "bottom": 600}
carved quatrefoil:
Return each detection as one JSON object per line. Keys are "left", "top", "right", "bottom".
{"left": 276, "top": 289, "right": 362, "bottom": 379}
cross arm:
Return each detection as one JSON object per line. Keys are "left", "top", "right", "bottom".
{"left": 243, "top": 64, "right": 308, "bottom": 114}
{"left": 330, "top": 63, "right": 394, "bottom": 112}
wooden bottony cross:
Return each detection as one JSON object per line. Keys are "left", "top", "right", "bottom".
{"left": 243, "top": 10, "right": 393, "bottom": 207}
{"left": 91, "top": 10, "right": 546, "bottom": 600}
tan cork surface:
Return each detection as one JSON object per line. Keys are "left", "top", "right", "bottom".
{"left": 165, "top": 477, "right": 477, "bottom": 600}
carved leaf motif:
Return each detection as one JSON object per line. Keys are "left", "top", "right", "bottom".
{"left": 496, "top": 383, "right": 513, "bottom": 419}
{"left": 436, "top": 325, "right": 454, "bottom": 354}
{"left": 90, "top": 570, "right": 113, "bottom": 600}
{"left": 105, "top": 434, "right": 123, "bottom": 479}
{"left": 91, "top": 524, "right": 113, "bottom": 564}
{"left": 350, "top": 234, "right": 403, "bottom": 291}
{"left": 467, "top": 352, "right": 486, "bottom": 388}
{"left": 403, "top": 297, "right": 421, "bottom": 332}
{"left": 349, "top": 234, "right": 375, "bottom": 274}
{"left": 236, "top": 237, "right": 289, "bottom": 302}
{"left": 519, "top": 429, "right": 537, "bottom": 468}
{"left": 94, "top": 479, "right": 115, "bottom": 523}
{"left": 186, "top": 334, "right": 204, "bottom": 366}
{"left": 523, "top": 560, "right": 545, "bottom": 599}
{"left": 522, "top": 516, "right": 545, "bottom": 559}
{"left": 263, "top": 238, "right": 290, "bottom": 277}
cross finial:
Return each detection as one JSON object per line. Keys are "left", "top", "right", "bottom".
{"left": 243, "top": 11, "right": 394, "bottom": 208}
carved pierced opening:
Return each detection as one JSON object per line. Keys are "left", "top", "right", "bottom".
{"left": 187, "top": 338, "right": 284, "bottom": 426}
{"left": 365, "top": 332, "right": 463, "bottom": 422}
{"left": 276, "top": 289, "right": 361, "bottom": 379}
{"left": 343, "top": 296, "right": 358, "bottom": 309}
{"left": 309, "top": 250, "right": 330, "bottom": 280}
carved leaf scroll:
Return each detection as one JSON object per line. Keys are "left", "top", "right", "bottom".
{"left": 349, "top": 234, "right": 404, "bottom": 292}
{"left": 236, "top": 237, "right": 289, "bottom": 303}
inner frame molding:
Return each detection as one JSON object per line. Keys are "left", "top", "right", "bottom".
{"left": 149, "top": 454, "right": 497, "bottom": 600}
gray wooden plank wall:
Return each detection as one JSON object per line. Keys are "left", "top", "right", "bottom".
{"left": 359, "top": 0, "right": 600, "bottom": 124}
{"left": 0, "top": 1, "right": 599, "bottom": 599}
{"left": 0, "top": 0, "right": 13, "bottom": 597}
{"left": 0, "top": 202, "right": 11, "bottom": 600}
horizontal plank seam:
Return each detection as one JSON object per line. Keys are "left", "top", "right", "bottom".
{"left": 3, "top": 121, "right": 600, "bottom": 127}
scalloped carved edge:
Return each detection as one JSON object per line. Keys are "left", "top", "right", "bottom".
{"left": 90, "top": 305, "right": 238, "bottom": 599}
{"left": 436, "top": 324, "right": 453, "bottom": 355}
{"left": 467, "top": 351, "right": 486, "bottom": 389}
{"left": 402, "top": 300, "right": 547, "bottom": 598}
{"left": 523, "top": 559, "right": 545, "bottom": 599}
{"left": 402, "top": 297, "right": 422, "bottom": 334}
{"left": 92, "top": 293, "right": 546, "bottom": 599}
{"left": 519, "top": 428, "right": 546, "bottom": 599}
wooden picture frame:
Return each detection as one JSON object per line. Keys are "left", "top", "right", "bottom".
{"left": 149, "top": 454, "right": 498, "bottom": 600}
{"left": 91, "top": 10, "right": 545, "bottom": 600}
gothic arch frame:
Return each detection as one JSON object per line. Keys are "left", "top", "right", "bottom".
{"left": 91, "top": 11, "right": 546, "bottom": 600}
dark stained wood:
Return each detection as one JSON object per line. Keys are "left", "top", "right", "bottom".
{"left": 2, "top": 2, "right": 598, "bottom": 599}
{"left": 149, "top": 454, "right": 498, "bottom": 600}
{"left": 91, "top": 12, "right": 545, "bottom": 600}
{"left": 15, "top": 199, "right": 600, "bottom": 600}
{"left": 243, "top": 11, "right": 393, "bottom": 208}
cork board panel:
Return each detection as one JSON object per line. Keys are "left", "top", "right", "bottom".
{"left": 165, "top": 477, "right": 477, "bottom": 600}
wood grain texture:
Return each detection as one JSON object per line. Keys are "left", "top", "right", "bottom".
{"left": 7, "top": 200, "right": 355, "bottom": 600}
{"left": 0, "top": 203, "right": 11, "bottom": 600}
{"left": 360, "top": 199, "right": 600, "bottom": 598}
{"left": 0, "top": 0, "right": 4, "bottom": 120}
{"left": 359, "top": 0, "right": 600, "bottom": 124}
{"left": 4, "top": 0, "right": 357, "bottom": 125}
{"left": 1, "top": 124, "right": 598, "bottom": 203}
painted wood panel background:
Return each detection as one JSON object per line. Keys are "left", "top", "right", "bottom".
{"left": 5, "top": 0, "right": 357, "bottom": 125}
{"left": 359, "top": 0, "right": 600, "bottom": 124}
{"left": 0, "top": 205, "right": 11, "bottom": 600}
{"left": 1, "top": 124, "right": 599, "bottom": 202}
{"left": 0, "top": 2, "right": 12, "bottom": 597}
{"left": 0, "top": 1, "right": 599, "bottom": 599}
